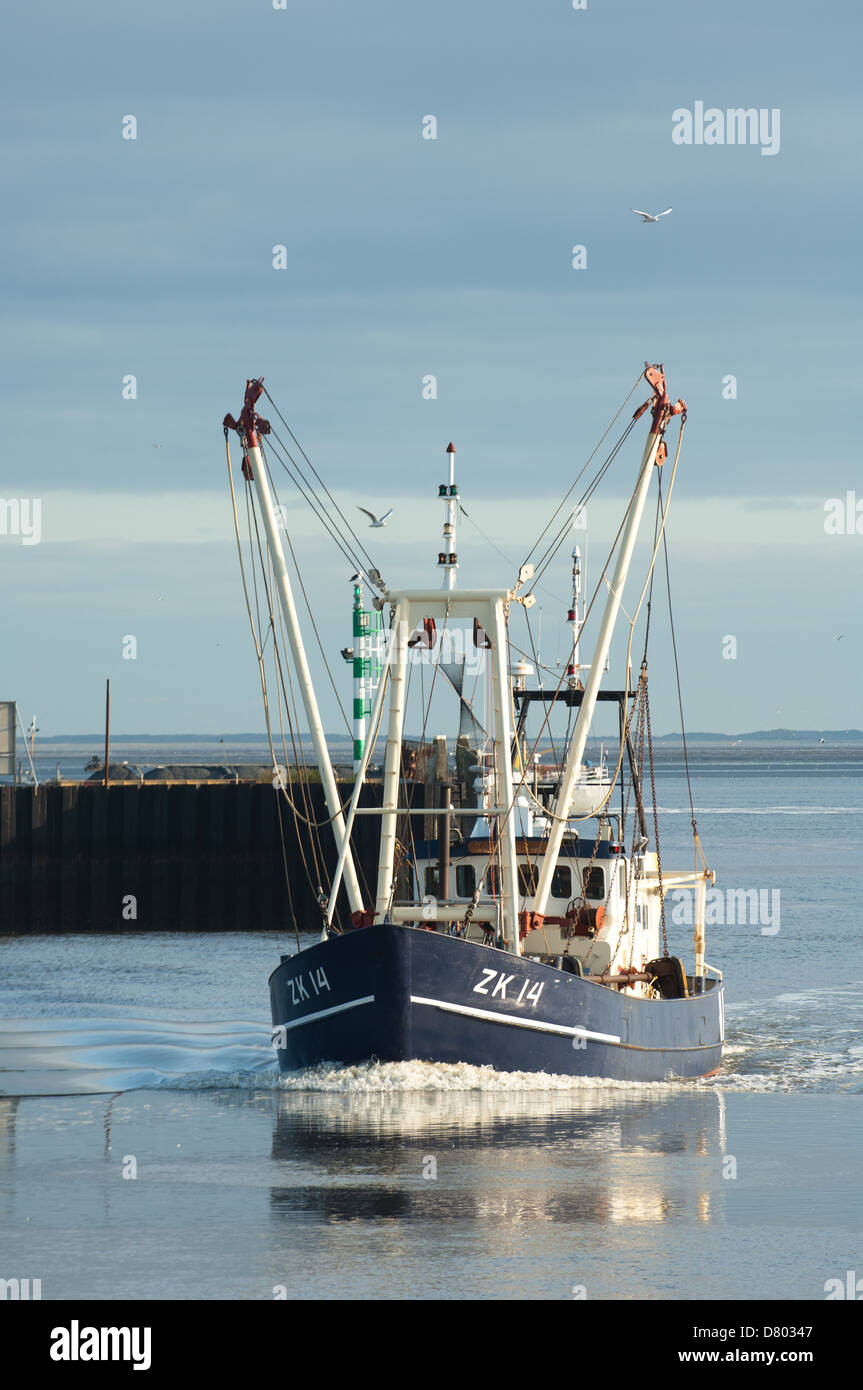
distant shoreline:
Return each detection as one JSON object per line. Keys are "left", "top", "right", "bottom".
{"left": 32, "top": 730, "right": 863, "bottom": 745}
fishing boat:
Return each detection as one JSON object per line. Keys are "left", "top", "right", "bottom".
{"left": 223, "top": 364, "right": 724, "bottom": 1082}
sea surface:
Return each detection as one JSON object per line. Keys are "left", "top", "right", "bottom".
{"left": 1, "top": 749, "right": 861, "bottom": 1300}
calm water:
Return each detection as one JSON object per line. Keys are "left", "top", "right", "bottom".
{"left": 1, "top": 754, "right": 861, "bottom": 1299}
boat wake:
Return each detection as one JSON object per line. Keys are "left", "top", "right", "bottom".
{"left": 0, "top": 1017, "right": 275, "bottom": 1096}
{"left": 708, "top": 983, "right": 863, "bottom": 1093}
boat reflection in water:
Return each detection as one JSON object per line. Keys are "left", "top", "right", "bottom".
{"left": 266, "top": 1078, "right": 728, "bottom": 1229}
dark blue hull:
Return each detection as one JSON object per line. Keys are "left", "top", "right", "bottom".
{"left": 269, "top": 925, "right": 724, "bottom": 1082}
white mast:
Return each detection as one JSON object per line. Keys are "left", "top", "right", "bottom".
{"left": 491, "top": 595, "right": 521, "bottom": 954}
{"left": 367, "top": 589, "right": 521, "bottom": 949}
{"left": 527, "top": 365, "right": 685, "bottom": 931}
{"left": 224, "top": 379, "right": 364, "bottom": 917}
{"left": 375, "top": 609, "right": 410, "bottom": 918}
{"left": 327, "top": 599, "right": 403, "bottom": 927}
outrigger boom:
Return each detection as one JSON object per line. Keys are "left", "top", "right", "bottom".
{"left": 526, "top": 364, "right": 685, "bottom": 934}
{"left": 223, "top": 380, "right": 364, "bottom": 916}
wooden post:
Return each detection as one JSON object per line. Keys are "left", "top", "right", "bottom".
{"left": 104, "top": 679, "right": 110, "bottom": 789}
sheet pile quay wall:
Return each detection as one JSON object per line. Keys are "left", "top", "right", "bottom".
{"left": 0, "top": 782, "right": 403, "bottom": 933}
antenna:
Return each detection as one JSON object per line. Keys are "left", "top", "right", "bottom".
{"left": 438, "top": 443, "right": 458, "bottom": 590}
{"left": 567, "top": 544, "right": 583, "bottom": 690}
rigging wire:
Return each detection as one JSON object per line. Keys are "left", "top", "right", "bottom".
{"left": 460, "top": 413, "right": 687, "bottom": 922}
{"left": 519, "top": 372, "right": 645, "bottom": 574}
{"left": 226, "top": 435, "right": 357, "bottom": 835}
{"left": 260, "top": 440, "right": 354, "bottom": 741}
{"left": 250, "top": 471, "right": 378, "bottom": 925}
{"left": 384, "top": 609, "right": 452, "bottom": 918}
{"left": 526, "top": 414, "right": 641, "bottom": 593}
{"left": 246, "top": 490, "right": 330, "bottom": 901}
{"left": 264, "top": 424, "right": 383, "bottom": 595}
{"left": 261, "top": 386, "right": 383, "bottom": 585}
{"left": 261, "top": 417, "right": 390, "bottom": 905}
{"left": 224, "top": 431, "right": 301, "bottom": 950}
{"left": 658, "top": 478, "right": 707, "bottom": 875}
{"left": 521, "top": 605, "right": 560, "bottom": 769}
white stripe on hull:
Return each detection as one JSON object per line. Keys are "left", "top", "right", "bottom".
{"left": 272, "top": 995, "right": 375, "bottom": 1035}
{"left": 410, "top": 995, "right": 621, "bottom": 1044}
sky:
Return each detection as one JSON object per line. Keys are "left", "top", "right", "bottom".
{"left": 1, "top": 0, "right": 860, "bottom": 737}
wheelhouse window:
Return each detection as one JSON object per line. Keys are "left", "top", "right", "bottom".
{"left": 551, "top": 865, "right": 572, "bottom": 899}
{"left": 582, "top": 866, "right": 605, "bottom": 900}
{"left": 518, "top": 864, "right": 538, "bottom": 896}
{"left": 394, "top": 862, "right": 414, "bottom": 902}
{"left": 425, "top": 867, "right": 441, "bottom": 897}
{"left": 456, "top": 864, "right": 476, "bottom": 898}
{"left": 481, "top": 865, "right": 499, "bottom": 896}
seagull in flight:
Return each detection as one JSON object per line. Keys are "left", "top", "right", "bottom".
{"left": 358, "top": 506, "right": 393, "bottom": 528}
{"left": 632, "top": 208, "right": 672, "bottom": 223}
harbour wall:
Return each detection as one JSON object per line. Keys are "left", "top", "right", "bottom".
{"left": 0, "top": 782, "right": 403, "bottom": 934}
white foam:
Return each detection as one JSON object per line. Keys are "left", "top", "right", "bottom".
{"left": 276, "top": 1059, "right": 698, "bottom": 1093}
